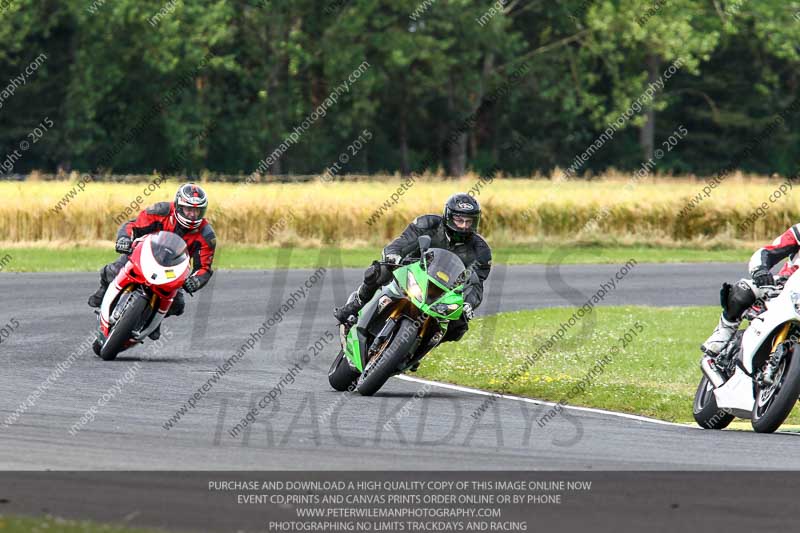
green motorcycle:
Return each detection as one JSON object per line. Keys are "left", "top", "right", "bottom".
{"left": 328, "top": 236, "right": 469, "bottom": 396}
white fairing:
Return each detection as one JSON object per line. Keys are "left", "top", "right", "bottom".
{"left": 99, "top": 280, "right": 122, "bottom": 328}
{"left": 740, "top": 272, "right": 800, "bottom": 372}
{"left": 713, "top": 368, "right": 755, "bottom": 417}
{"left": 713, "top": 269, "right": 800, "bottom": 416}
{"left": 140, "top": 234, "right": 190, "bottom": 285}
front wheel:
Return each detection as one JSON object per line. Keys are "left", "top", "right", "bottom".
{"left": 752, "top": 345, "right": 800, "bottom": 433}
{"left": 693, "top": 376, "right": 734, "bottom": 430}
{"left": 328, "top": 349, "right": 360, "bottom": 391}
{"left": 356, "top": 318, "right": 418, "bottom": 396}
{"left": 99, "top": 292, "right": 149, "bottom": 361}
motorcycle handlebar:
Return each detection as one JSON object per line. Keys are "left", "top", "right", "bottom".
{"left": 379, "top": 257, "right": 418, "bottom": 268}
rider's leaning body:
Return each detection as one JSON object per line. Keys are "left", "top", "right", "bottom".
{"left": 88, "top": 182, "right": 216, "bottom": 338}
{"left": 334, "top": 193, "right": 492, "bottom": 345}
{"left": 702, "top": 223, "right": 800, "bottom": 356}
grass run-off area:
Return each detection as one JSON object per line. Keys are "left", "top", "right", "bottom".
{"left": 416, "top": 305, "right": 800, "bottom": 427}
{"left": 0, "top": 515, "right": 167, "bottom": 533}
{"left": 0, "top": 244, "right": 751, "bottom": 272}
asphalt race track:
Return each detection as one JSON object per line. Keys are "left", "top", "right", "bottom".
{"left": 4, "top": 262, "right": 800, "bottom": 531}
{"left": 5, "top": 261, "right": 800, "bottom": 472}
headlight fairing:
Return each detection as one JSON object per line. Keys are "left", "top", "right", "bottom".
{"left": 406, "top": 271, "right": 423, "bottom": 301}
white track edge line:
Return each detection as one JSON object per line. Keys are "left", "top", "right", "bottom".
{"left": 395, "top": 375, "right": 694, "bottom": 429}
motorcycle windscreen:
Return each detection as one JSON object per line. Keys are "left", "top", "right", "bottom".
{"left": 150, "top": 231, "right": 189, "bottom": 266}
{"left": 424, "top": 248, "right": 466, "bottom": 290}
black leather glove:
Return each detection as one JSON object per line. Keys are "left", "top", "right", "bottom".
{"left": 752, "top": 268, "right": 775, "bottom": 288}
{"left": 115, "top": 236, "right": 133, "bottom": 254}
{"left": 183, "top": 275, "right": 201, "bottom": 294}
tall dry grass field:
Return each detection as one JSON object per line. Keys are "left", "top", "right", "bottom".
{"left": 2, "top": 173, "right": 797, "bottom": 247}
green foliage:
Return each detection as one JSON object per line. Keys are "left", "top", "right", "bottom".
{"left": 0, "top": 0, "right": 797, "bottom": 176}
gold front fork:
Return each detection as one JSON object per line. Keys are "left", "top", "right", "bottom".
{"left": 771, "top": 322, "right": 792, "bottom": 351}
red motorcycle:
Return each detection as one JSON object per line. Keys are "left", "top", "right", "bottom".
{"left": 93, "top": 231, "right": 191, "bottom": 361}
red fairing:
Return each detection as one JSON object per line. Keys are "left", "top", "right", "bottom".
{"left": 100, "top": 239, "right": 188, "bottom": 337}
{"left": 118, "top": 202, "right": 216, "bottom": 288}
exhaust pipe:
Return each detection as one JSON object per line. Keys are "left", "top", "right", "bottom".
{"left": 700, "top": 356, "right": 726, "bottom": 388}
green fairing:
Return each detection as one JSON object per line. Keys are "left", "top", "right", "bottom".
{"left": 344, "top": 251, "right": 466, "bottom": 372}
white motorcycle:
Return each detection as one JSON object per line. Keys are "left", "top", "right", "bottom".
{"left": 694, "top": 272, "right": 800, "bottom": 433}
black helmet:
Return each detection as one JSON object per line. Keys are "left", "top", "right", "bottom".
{"left": 174, "top": 183, "right": 208, "bottom": 230}
{"left": 443, "top": 193, "right": 481, "bottom": 243}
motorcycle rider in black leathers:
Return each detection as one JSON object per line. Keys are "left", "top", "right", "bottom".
{"left": 334, "top": 193, "right": 492, "bottom": 346}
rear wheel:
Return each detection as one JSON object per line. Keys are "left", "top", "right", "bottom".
{"left": 752, "top": 345, "right": 800, "bottom": 433}
{"left": 693, "top": 376, "right": 734, "bottom": 430}
{"left": 328, "top": 349, "right": 360, "bottom": 391}
{"left": 356, "top": 318, "right": 418, "bottom": 396}
{"left": 99, "top": 292, "right": 149, "bottom": 361}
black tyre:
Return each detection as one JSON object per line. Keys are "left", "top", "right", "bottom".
{"left": 99, "top": 292, "right": 148, "bottom": 361}
{"left": 752, "top": 345, "right": 800, "bottom": 433}
{"left": 693, "top": 376, "right": 734, "bottom": 430}
{"left": 328, "top": 349, "right": 360, "bottom": 392}
{"left": 356, "top": 318, "right": 418, "bottom": 396}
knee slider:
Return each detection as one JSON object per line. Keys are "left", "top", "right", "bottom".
{"left": 724, "top": 281, "right": 756, "bottom": 320}
{"left": 363, "top": 261, "right": 382, "bottom": 285}
{"left": 170, "top": 293, "right": 186, "bottom": 316}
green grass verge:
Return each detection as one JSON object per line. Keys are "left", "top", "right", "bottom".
{"left": 0, "top": 244, "right": 751, "bottom": 272}
{"left": 0, "top": 515, "right": 168, "bottom": 533}
{"left": 416, "top": 305, "right": 800, "bottom": 427}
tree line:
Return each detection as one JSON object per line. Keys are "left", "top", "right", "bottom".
{"left": 0, "top": 0, "right": 798, "bottom": 178}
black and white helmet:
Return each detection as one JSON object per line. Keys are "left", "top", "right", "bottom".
{"left": 174, "top": 183, "right": 208, "bottom": 230}
{"left": 443, "top": 193, "right": 481, "bottom": 243}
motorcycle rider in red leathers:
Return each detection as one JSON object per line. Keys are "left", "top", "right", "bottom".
{"left": 702, "top": 224, "right": 800, "bottom": 356}
{"left": 88, "top": 183, "right": 217, "bottom": 339}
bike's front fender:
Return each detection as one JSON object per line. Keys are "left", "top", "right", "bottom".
{"left": 741, "top": 303, "right": 799, "bottom": 374}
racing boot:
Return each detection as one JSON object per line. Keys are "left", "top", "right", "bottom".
{"left": 87, "top": 279, "right": 109, "bottom": 308}
{"left": 333, "top": 288, "right": 364, "bottom": 326}
{"left": 149, "top": 292, "right": 185, "bottom": 340}
{"left": 700, "top": 314, "right": 740, "bottom": 357}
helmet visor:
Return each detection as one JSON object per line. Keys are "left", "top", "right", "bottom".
{"left": 177, "top": 204, "right": 206, "bottom": 223}
{"left": 448, "top": 212, "right": 480, "bottom": 233}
